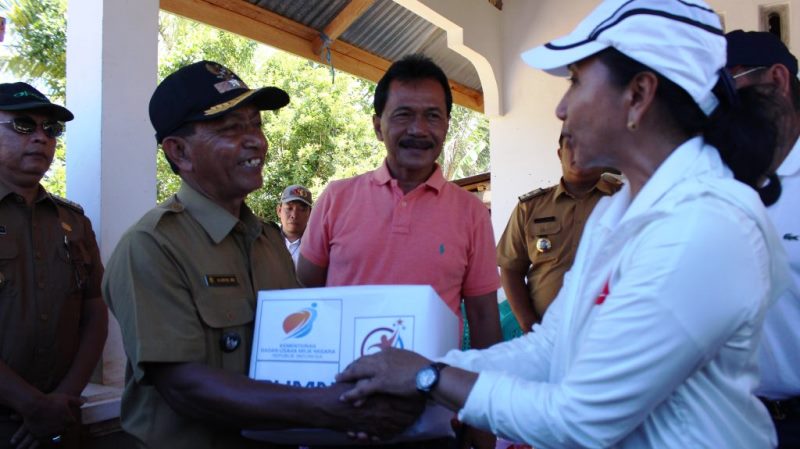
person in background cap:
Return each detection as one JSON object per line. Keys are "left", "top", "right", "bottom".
{"left": 727, "top": 29, "right": 800, "bottom": 448}
{"left": 0, "top": 82, "right": 107, "bottom": 449}
{"left": 336, "top": 1, "right": 791, "bottom": 448}
{"left": 277, "top": 184, "right": 312, "bottom": 267}
{"left": 102, "top": 61, "right": 421, "bottom": 449}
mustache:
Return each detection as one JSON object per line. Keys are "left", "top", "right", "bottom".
{"left": 399, "top": 138, "right": 434, "bottom": 150}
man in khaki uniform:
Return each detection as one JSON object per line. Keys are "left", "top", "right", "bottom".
{"left": 102, "top": 61, "right": 420, "bottom": 449}
{"left": 497, "top": 134, "right": 621, "bottom": 332}
{"left": 0, "top": 83, "right": 107, "bottom": 448}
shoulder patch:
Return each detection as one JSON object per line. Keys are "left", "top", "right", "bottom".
{"left": 51, "top": 194, "right": 85, "bottom": 214}
{"left": 600, "top": 172, "right": 625, "bottom": 193}
{"left": 139, "top": 196, "right": 184, "bottom": 230}
{"left": 518, "top": 186, "right": 552, "bottom": 203}
{"left": 601, "top": 172, "right": 624, "bottom": 185}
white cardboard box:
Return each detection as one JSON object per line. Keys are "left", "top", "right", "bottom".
{"left": 244, "top": 284, "right": 459, "bottom": 445}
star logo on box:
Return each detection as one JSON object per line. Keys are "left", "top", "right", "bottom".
{"left": 282, "top": 303, "right": 317, "bottom": 340}
{"left": 360, "top": 318, "right": 407, "bottom": 356}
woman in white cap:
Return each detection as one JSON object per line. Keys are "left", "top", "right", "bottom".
{"left": 336, "top": 1, "right": 791, "bottom": 448}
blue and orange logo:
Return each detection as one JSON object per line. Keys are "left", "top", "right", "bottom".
{"left": 360, "top": 319, "right": 406, "bottom": 356}
{"left": 282, "top": 303, "right": 317, "bottom": 339}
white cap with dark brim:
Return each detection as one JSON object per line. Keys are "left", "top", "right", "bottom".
{"left": 521, "top": 0, "right": 725, "bottom": 116}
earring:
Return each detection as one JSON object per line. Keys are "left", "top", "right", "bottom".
{"left": 627, "top": 120, "right": 637, "bottom": 131}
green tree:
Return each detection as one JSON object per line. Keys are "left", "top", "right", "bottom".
{"left": 0, "top": 0, "right": 66, "bottom": 100}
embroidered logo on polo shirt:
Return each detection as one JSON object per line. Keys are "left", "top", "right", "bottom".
{"left": 439, "top": 244, "right": 445, "bottom": 255}
{"left": 204, "top": 275, "right": 239, "bottom": 287}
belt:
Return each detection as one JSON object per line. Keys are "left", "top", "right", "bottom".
{"left": 760, "top": 396, "right": 800, "bottom": 421}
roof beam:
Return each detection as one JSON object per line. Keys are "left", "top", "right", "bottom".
{"left": 159, "top": 0, "right": 483, "bottom": 112}
{"left": 311, "top": 0, "right": 375, "bottom": 57}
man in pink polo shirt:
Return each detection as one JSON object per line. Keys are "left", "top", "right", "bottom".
{"left": 298, "top": 54, "right": 502, "bottom": 449}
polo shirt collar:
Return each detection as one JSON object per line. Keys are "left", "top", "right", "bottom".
{"left": 778, "top": 135, "right": 800, "bottom": 178}
{"left": 176, "top": 182, "right": 260, "bottom": 244}
{"left": 372, "top": 160, "right": 447, "bottom": 193}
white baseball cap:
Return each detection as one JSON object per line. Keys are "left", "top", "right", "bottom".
{"left": 521, "top": 0, "right": 725, "bottom": 116}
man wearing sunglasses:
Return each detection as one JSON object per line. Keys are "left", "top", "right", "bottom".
{"left": 0, "top": 82, "right": 108, "bottom": 448}
{"left": 726, "top": 30, "right": 800, "bottom": 449}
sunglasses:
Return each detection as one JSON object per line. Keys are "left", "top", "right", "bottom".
{"left": 0, "top": 116, "right": 65, "bottom": 138}
{"left": 731, "top": 66, "right": 767, "bottom": 80}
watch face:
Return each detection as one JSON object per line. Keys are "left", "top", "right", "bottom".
{"left": 416, "top": 365, "right": 438, "bottom": 391}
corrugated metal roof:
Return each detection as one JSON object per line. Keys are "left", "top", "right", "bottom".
{"left": 249, "top": 0, "right": 482, "bottom": 92}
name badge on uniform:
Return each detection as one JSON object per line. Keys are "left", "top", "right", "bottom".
{"left": 204, "top": 275, "right": 239, "bottom": 287}
{"left": 535, "top": 237, "right": 552, "bottom": 253}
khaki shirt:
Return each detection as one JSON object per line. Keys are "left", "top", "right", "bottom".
{"left": 103, "top": 183, "right": 297, "bottom": 449}
{"left": 0, "top": 183, "right": 102, "bottom": 397}
{"left": 497, "top": 174, "right": 622, "bottom": 319}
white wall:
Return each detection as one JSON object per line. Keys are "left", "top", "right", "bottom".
{"left": 489, "top": 0, "right": 598, "bottom": 239}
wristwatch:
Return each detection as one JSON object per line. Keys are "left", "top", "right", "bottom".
{"left": 416, "top": 362, "right": 449, "bottom": 396}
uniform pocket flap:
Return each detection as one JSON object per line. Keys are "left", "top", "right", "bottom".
{"left": 532, "top": 221, "right": 562, "bottom": 236}
{"left": 194, "top": 294, "right": 254, "bottom": 328}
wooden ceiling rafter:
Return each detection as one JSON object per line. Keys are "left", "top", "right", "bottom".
{"left": 311, "top": 0, "right": 375, "bottom": 57}
{"left": 159, "top": 0, "right": 484, "bottom": 112}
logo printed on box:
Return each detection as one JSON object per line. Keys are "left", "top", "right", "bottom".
{"left": 282, "top": 303, "right": 317, "bottom": 339}
{"left": 356, "top": 316, "right": 414, "bottom": 357}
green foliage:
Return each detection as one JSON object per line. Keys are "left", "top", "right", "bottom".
{"left": 2, "top": 1, "right": 491, "bottom": 223}
{"left": 440, "top": 104, "right": 490, "bottom": 180}
{"left": 42, "top": 140, "right": 66, "bottom": 196}
{"left": 0, "top": 0, "right": 67, "bottom": 100}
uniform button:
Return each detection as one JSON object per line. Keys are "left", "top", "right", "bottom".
{"left": 40, "top": 314, "right": 48, "bottom": 321}
{"left": 220, "top": 332, "right": 241, "bottom": 353}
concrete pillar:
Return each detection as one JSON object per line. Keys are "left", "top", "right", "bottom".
{"left": 65, "top": 0, "right": 159, "bottom": 387}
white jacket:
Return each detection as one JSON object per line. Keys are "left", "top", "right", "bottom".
{"left": 445, "top": 137, "right": 791, "bottom": 448}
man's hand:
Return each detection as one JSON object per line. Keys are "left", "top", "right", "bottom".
{"left": 10, "top": 393, "right": 83, "bottom": 448}
{"left": 336, "top": 348, "right": 430, "bottom": 404}
{"left": 455, "top": 420, "right": 496, "bottom": 449}
{"left": 319, "top": 382, "right": 424, "bottom": 441}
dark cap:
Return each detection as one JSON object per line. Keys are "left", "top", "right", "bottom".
{"left": 280, "top": 185, "right": 313, "bottom": 206}
{"left": 149, "top": 60, "right": 290, "bottom": 143}
{"left": 726, "top": 30, "right": 798, "bottom": 76}
{"left": 0, "top": 82, "right": 74, "bottom": 121}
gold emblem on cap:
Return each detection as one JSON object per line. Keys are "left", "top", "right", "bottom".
{"left": 535, "top": 237, "right": 552, "bottom": 253}
{"left": 204, "top": 90, "right": 257, "bottom": 116}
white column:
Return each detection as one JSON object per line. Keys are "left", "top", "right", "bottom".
{"left": 65, "top": 0, "right": 159, "bottom": 387}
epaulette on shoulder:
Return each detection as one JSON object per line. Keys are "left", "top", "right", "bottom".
{"left": 51, "top": 195, "right": 84, "bottom": 214}
{"left": 601, "top": 172, "right": 624, "bottom": 185}
{"left": 518, "top": 186, "right": 552, "bottom": 203}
